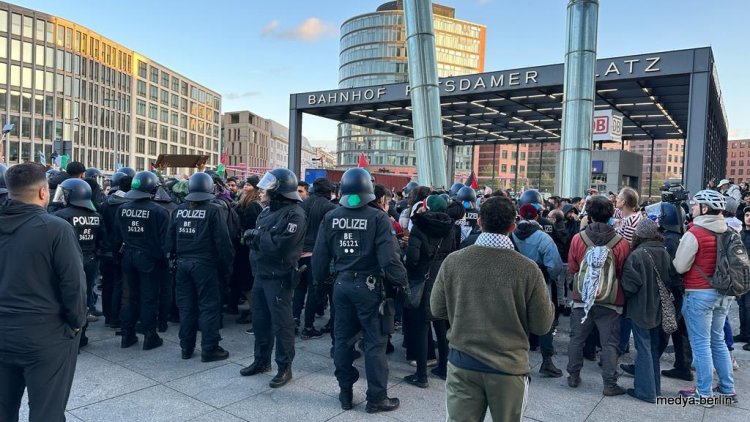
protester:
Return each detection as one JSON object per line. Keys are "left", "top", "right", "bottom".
{"left": 431, "top": 196, "right": 554, "bottom": 421}
{"left": 621, "top": 219, "right": 677, "bottom": 403}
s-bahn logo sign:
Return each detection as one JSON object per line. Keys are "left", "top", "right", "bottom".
{"left": 304, "top": 56, "right": 665, "bottom": 107}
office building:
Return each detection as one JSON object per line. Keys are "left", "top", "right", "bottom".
{"left": 726, "top": 139, "right": 750, "bottom": 183}
{"left": 0, "top": 2, "right": 221, "bottom": 173}
{"left": 337, "top": 1, "right": 485, "bottom": 180}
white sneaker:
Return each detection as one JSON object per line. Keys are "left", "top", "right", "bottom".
{"left": 409, "top": 359, "right": 438, "bottom": 367}
{"left": 733, "top": 358, "right": 740, "bottom": 371}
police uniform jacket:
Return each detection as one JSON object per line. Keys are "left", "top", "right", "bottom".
{"left": 312, "top": 203, "right": 407, "bottom": 288}
{"left": 113, "top": 198, "right": 170, "bottom": 260}
{"left": 300, "top": 192, "right": 338, "bottom": 253}
{"left": 249, "top": 200, "right": 307, "bottom": 280}
{"left": 99, "top": 191, "right": 130, "bottom": 257}
{"left": 54, "top": 206, "right": 104, "bottom": 258}
{"left": 0, "top": 201, "right": 87, "bottom": 329}
{"left": 168, "top": 201, "right": 234, "bottom": 269}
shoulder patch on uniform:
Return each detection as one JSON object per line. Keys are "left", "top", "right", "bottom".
{"left": 287, "top": 223, "right": 298, "bottom": 233}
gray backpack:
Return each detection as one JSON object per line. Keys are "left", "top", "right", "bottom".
{"left": 695, "top": 227, "right": 750, "bottom": 297}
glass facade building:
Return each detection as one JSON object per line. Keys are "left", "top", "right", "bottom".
{"left": 0, "top": 3, "right": 220, "bottom": 173}
{"left": 337, "top": 1, "right": 485, "bottom": 178}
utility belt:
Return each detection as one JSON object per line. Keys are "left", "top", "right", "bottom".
{"left": 337, "top": 271, "right": 395, "bottom": 335}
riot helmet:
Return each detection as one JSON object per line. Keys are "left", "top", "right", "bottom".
{"left": 53, "top": 178, "right": 96, "bottom": 211}
{"left": 0, "top": 164, "right": 7, "bottom": 194}
{"left": 110, "top": 172, "right": 126, "bottom": 190}
{"left": 85, "top": 167, "right": 103, "bottom": 178}
{"left": 118, "top": 166, "right": 136, "bottom": 178}
{"left": 403, "top": 181, "right": 419, "bottom": 196}
{"left": 185, "top": 172, "right": 215, "bottom": 202}
{"left": 339, "top": 168, "right": 375, "bottom": 209}
{"left": 257, "top": 168, "right": 301, "bottom": 201}
{"left": 456, "top": 186, "right": 476, "bottom": 203}
{"left": 518, "top": 189, "right": 543, "bottom": 209}
{"left": 449, "top": 183, "right": 464, "bottom": 199}
{"left": 125, "top": 171, "right": 159, "bottom": 199}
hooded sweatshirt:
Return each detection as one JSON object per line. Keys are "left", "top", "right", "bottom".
{"left": 568, "top": 222, "right": 630, "bottom": 308}
{"left": 405, "top": 211, "right": 456, "bottom": 281}
{"left": 0, "top": 201, "right": 87, "bottom": 328}
{"left": 512, "top": 220, "right": 562, "bottom": 281}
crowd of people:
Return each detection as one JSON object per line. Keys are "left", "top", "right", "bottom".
{"left": 0, "top": 160, "right": 747, "bottom": 421}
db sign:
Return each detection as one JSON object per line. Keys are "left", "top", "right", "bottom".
{"left": 593, "top": 110, "right": 624, "bottom": 142}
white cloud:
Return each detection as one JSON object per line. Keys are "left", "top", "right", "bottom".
{"left": 224, "top": 91, "right": 261, "bottom": 100}
{"left": 261, "top": 20, "right": 280, "bottom": 36}
{"left": 260, "top": 17, "right": 336, "bottom": 42}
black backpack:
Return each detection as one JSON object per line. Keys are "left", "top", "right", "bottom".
{"left": 695, "top": 227, "right": 750, "bottom": 297}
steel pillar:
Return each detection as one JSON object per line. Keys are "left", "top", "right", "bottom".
{"left": 288, "top": 104, "right": 303, "bottom": 177}
{"left": 558, "top": 0, "right": 599, "bottom": 197}
{"left": 403, "top": 0, "right": 447, "bottom": 188}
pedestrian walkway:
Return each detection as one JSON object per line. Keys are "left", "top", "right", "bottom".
{"left": 17, "top": 306, "right": 750, "bottom": 421}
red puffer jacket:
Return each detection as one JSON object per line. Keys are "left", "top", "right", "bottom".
{"left": 682, "top": 226, "right": 717, "bottom": 290}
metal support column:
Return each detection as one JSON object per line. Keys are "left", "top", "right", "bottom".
{"left": 648, "top": 137, "right": 655, "bottom": 198}
{"left": 288, "top": 104, "right": 303, "bottom": 177}
{"left": 492, "top": 143, "right": 497, "bottom": 181}
{"left": 514, "top": 143, "right": 520, "bottom": 194}
{"left": 538, "top": 142, "right": 544, "bottom": 188}
{"left": 446, "top": 144, "right": 455, "bottom": 184}
{"left": 558, "top": 0, "right": 599, "bottom": 197}
{"left": 684, "top": 70, "right": 710, "bottom": 195}
{"left": 403, "top": 0, "right": 447, "bottom": 188}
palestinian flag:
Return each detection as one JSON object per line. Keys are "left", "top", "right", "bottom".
{"left": 358, "top": 152, "right": 370, "bottom": 172}
{"left": 465, "top": 170, "right": 478, "bottom": 190}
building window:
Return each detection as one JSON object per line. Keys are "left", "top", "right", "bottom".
{"left": 136, "top": 99, "right": 146, "bottom": 116}
{"left": 150, "top": 66, "right": 159, "bottom": 83}
{"left": 138, "top": 61, "right": 147, "bottom": 78}
{"left": 149, "top": 85, "right": 158, "bottom": 101}
{"left": 501, "top": 164, "right": 507, "bottom": 172}
{"left": 136, "top": 137, "right": 145, "bottom": 154}
{"left": 137, "top": 80, "right": 147, "bottom": 97}
{"left": 161, "top": 71, "right": 169, "bottom": 87}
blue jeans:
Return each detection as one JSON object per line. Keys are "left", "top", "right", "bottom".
{"left": 632, "top": 323, "right": 661, "bottom": 402}
{"left": 682, "top": 290, "right": 735, "bottom": 396}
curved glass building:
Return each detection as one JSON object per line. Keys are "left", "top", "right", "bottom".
{"left": 337, "top": 1, "right": 485, "bottom": 179}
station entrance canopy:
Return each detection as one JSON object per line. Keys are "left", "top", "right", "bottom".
{"left": 288, "top": 47, "right": 727, "bottom": 195}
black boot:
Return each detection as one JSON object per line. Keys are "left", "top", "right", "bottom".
{"left": 121, "top": 333, "right": 138, "bottom": 348}
{"left": 181, "top": 348, "right": 194, "bottom": 360}
{"left": 201, "top": 346, "right": 229, "bottom": 362}
{"left": 269, "top": 365, "right": 292, "bottom": 388}
{"left": 366, "top": 397, "right": 400, "bottom": 413}
{"left": 539, "top": 357, "right": 563, "bottom": 378}
{"left": 240, "top": 361, "right": 271, "bottom": 377}
{"left": 143, "top": 331, "right": 163, "bottom": 350}
{"left": 661, "top": 367, "right": 693, "bottom": 381}
{"left": 339, "top": 387, "right": 353, "bottom": 410}
{"left": 404, "top": 374, "right": 428, "bottom": 388}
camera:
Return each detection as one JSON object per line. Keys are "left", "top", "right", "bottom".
{"left": 660, "top": 181, "right": 689, "bottom": 203}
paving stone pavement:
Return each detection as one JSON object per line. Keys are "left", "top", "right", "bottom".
{"left": 14, "top": 301, "right": 750, "bottom": 421}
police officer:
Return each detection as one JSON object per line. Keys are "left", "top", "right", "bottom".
{"left": 113, "top": 171, "right": 170, "bottom": 350}
{"left": 84, "top": 167, "right": 106, "bottom": 208}
{"left": 0, "top": 163, "right": 8, "bottom": 206}
{"left": 53, "top": 179, "right": 105, "bottom": 329}
{"left": 457, "top": 186, "right": 480, "bottom": 240}
{"left": 168, "top": 173, "right": 234, "bottom": 362}
{"left": 99, "top": 171, "right": 131, "bottom": 328}
{"left": 312, "top": 168, "right": 408, "bottom": 413}
{"left": 448, "top": 182, "right": 464, "bottom": 201}
{"left": 239, "top": 168, "right": 306, "bottom": 389}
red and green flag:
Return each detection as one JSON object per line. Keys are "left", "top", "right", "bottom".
{"left": 465, "top": 170, "right": 478, "bottom": 190}
{"left": 358, "top": 152, "right": 370, "bottom": 173}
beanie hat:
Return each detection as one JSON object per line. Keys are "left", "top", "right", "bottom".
{"left": 245, "top": 175, "right": 260, "bottom": 188}
{"left": 562, "top": 204, "right": 578, "bottom": 216}
{"left": 519, "top": 203, "right": 538, "bottom": 220}
{"left": 635, "top": 218, "right": 658, "bottom": 240}
{"left": 426, "top": 195, "right": 448, "bottom": 213}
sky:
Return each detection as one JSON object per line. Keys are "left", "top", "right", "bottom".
{"left": 14, "top": 0, "right": 750, "bottom": 149}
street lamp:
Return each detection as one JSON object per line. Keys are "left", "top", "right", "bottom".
{"left": 102, "top": 98, "right": 119, "bottom": 171}
{"left": 2, "top": 123, "right": 15, "bottom": 165}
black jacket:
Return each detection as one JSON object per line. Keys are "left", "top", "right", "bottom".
{"left": 249, "top": 199, "right": 307, "bottom": 280}
{"left": 237, "top": 200, "right": 264, "bottom": 232}
{"left": 0, "top": 201, "right": 86, "bottom": 328}
{"left": 313, "top": 203, "right": 407, "bottom": 288}
{"left": 300, "top": 192, "right": 338, "bottom": 253}
{"left": 169, "top": 201, "right": 234, "bottom": 269}
{"left": 621, "top": 240, "right": 679, "bottom": 329}
{"left": 405, "top": 211, "right": 456, "bottom": 281}
{"left": 99, "top": 191, "right": 130, "bottom": 257}
{"left": 53, "top": 206, "right": 105, "bottom": 258}
{"left": 113, "top": 198, "right": 170, "bottom": 260}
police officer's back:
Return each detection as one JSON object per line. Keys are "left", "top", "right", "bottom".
{"left": 53, "top": 179, "right": 104, "bottom": 327}
{"left": 113, "top": 171, "right": 170, "bottom": 350}
{"left": 312, "top": 168, "right": 407, "bottom": 414}
{"left": 169, "top": 172, "right": 234, "bottom": 362}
